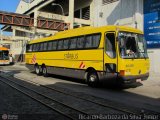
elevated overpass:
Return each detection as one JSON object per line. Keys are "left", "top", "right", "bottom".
{"left": 0, "top": 11, "right": 70, "bottom": 31}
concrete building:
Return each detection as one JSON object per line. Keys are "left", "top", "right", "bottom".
{"left": 0, "top": 34, "right": 12, "bottom": 49}
{"left": 1, "top": 0, "right": 159, "bottom": 73}
{"left": 93, "top": 0, "right": 143, "bottom": 30}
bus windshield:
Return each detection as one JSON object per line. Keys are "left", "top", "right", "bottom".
{"left": 0, "top": 51, "right": 9, "bottom": 60}
{"left": 118, "top": 32, "right": 148, "bottom": 59}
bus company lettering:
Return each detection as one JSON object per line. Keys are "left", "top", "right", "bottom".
{"left": 64, "top": 53, "right": 78, "bottom": 59}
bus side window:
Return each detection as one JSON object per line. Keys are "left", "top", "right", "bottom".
{"left": 85, "top": 35, "right": 92, "bottom": 48}
{"left": 30, "top": 45, "right": 33, "bottom": 52}
{"left": 26, "top": 44, "right": 32, "bottom": 52}
{"left": 69, "top": 38, "right": 77, "bottom": 49}
{"left": 48, "top": 41, "right": 53, "bottom": 51}
{"left": 106, "top": 33, "right": 116, "bottom": 58}
{"left": 57, "top": 40, "right": 64, "bottom": 50}
{"left": 77, "top": 36, "right": 85, "bottom": 49}
{"left": 40, "top": 43, "right": 44, "bottom": 51}
{"left": 33, "top": 44, "right": 37, "bottom": 52}
{"left": 36, "top": 43, "right": 40, "bottom": 51}
{"left": 44, "top": 42, "right": 48, "bottom": 51}
{"left": 63, "top": 39, "right": 69, "bottom": 50}
{"left": 52, "top": 41, "right": 57, "bottom": 50}
{"left": 92, "top": 34, "right": 101, "bottom": 48}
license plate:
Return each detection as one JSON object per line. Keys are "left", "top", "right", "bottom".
{"left": 136, "top": 79, "right": 142, "bottom": 83}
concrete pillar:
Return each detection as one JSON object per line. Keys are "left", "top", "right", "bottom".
{"left": 12, "top": 29, "right": 16, "bottom": 37}
{"left": 90, "top": 0, "right": 94, "bottom": 26}
{"left": 12, "top": 29, "right": 16, "bottom": 51}
{"left": 69, "top": 0, "right": 74, "bottom": 29}
{"left": 134, "top": 0, "right": 143, "bottom": 31}
{"left": 10, "top": 29, "right": 15, "bottom": 56}
{"left": 34, "top": 9, "right": 39, "bottom": 38}
{"left": 34, "top": 10, "right": 38, "bottom": 27}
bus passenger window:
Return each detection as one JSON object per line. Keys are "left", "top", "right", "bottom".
{"left": 40, "top": 43, "right": 44, "bottom": 51}
{"left": 58, "top": 40, "right": 63, "bottom": 50}
{"left": 52, "top": 41, "right": 57, "bottom": 50}
{"left": 63, "top": 39, "right": 69, "bottom": 49}
{"left": 35, "top": 44, "right": 40, "bottom": 51}
{"left": 26, "top": 44, "right": 32, "bottom": 52}
{"left": 69, "top": 38, "right": 77, "bottom": 49}
{"left": 85, "top": 35, "right": 92, "bottom": 48}
{"left": 106, "top": 33, "right": 116, "bottom": 58}
{"left": 92, "top": 34, "right": 101, "bottom": 48}
{"left": 48, "top": 42, "right": 53, "bottom": 51}
{"left": 77, "top": 37, "right": 85, "bottom": 49}
{"left": 33, "top": 44, "right": 37, "bottom": 52}
{"left": 44, "top": 42, "right": 48, "bottom": 51}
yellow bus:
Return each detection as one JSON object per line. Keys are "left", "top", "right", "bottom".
{"left": 0, "top": 47, "right": 10, "bottom": 65}
{"left": 25, "top": 26, "right": 150, "bottom": 87}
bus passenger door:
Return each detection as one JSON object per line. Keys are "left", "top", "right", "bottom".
{"left": 103, "top": 32, "right": 117, "bottom": 80}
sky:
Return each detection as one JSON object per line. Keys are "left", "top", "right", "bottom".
{"left": 0, "top": 0, "right": 20, "bottom": 35}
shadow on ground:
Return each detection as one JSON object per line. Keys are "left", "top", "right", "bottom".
{"left": 45, "top": 73, "right": 143, "bottom": 90}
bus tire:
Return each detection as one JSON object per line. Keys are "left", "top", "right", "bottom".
{"left": 42, "top": 66, "right": 48, "bottom": 77}
{"left": 35, "top": 65, "right": 42, "bottom": 75}
{"left": 87, "top": 71, "right": 99, "bottom": 87}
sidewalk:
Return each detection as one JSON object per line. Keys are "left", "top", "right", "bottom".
{"left": 13, "top": 62, "right": 28, "bottom": 70}
{"left": 14, "top": 62, "right": 26, "bottom": 66}
{"left": 148, "top": 71, "right": 160, "bottom": 80}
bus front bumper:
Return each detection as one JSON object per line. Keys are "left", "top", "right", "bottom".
{"left": 118, "top": 72, "right": 149, "bottom": 84}
{"left": 0, "top": 61, "right": 10, "bottom": 65}
{"left": 98, "top": 72, "right": 149, "bottom": 84}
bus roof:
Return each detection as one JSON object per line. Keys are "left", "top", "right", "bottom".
{"left": 29, "top": 25, "right": 143, "bottom": 44}
{"left": 0, "top": 47, "right": 9, "bottom": 50}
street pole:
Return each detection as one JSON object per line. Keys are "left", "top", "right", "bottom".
{"left": 51, "top": 3, "right": 66, "bottom": 30}
{"left": 51, "top": 3, "right": 65, "bottom": 16}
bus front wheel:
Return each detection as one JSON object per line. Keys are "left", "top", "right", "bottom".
{"left": 87, "top": 71, "right": 99, "bottom": 87}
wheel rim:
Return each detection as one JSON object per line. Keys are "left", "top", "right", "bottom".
{"left": 43, "top": 67, "right": 46, "bottom": 74}
{"left": 35, "top": 66, "right": 39, "bottom": 74}
{"left": 90, "top": 75, "right": 96, "bottom": 82}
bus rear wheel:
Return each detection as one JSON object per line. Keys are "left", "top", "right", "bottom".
{"left": 87, "top": 71, "right": 99, "bottom": 87}
{"left": 42, "top": 66, "right": 48, "bottom": 77}
{"left": 35, "top": 65, "right": 42, "bottom": 75}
